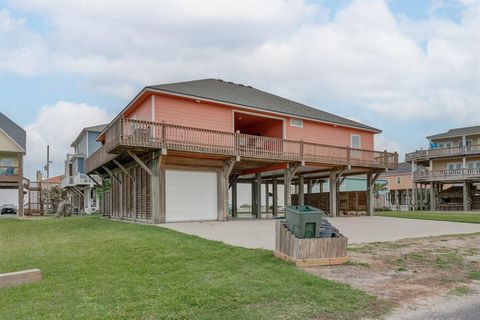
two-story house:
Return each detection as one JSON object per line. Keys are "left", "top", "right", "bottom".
{"left": 380, "top": 162, "right": 413, "bottom": 211}
{"left": 85, "top": 79, "right": 397, "bottom": 223}
{"left": 61, "top": 124, "right": 106, "bottom": 214}
{"left": 406, "top": 126, "right": 480, "bottom": 211}
{"left": 0, "top": 112, "right": 26, "bottom": 216}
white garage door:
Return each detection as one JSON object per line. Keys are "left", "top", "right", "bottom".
{"left": 165, "top": 170, "right": 218, "bottom": 222}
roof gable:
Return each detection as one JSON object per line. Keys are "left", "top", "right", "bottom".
{"left": 0, "top": 112, "right": 26, "bottom": 151}
{"left": 0, "top": 129, "right": 23, "bottom": 152}
{"left": 147, "top": 79, "right": 380, "bottom": 133}
{"left": 71, "top": 124, "right": 108, "bottom": 147}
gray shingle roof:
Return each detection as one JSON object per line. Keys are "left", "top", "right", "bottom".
{"left": 427, "top": 126, "right": 480, "bottom": 140}
{"left": 84, "top": 124, "right": 108, "bottom": 132}
{"left": 147, "top": 79, "right": 380, "bottom": 132}
{"left": 0, "top": 112, "right": 26, "bottom": 151}
{"left": 381, "top": 162, "right": 411, "bottom": 176}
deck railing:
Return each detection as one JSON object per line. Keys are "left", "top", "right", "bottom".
{"left": 0, "top": 166, "right": 19, "bottom": 181}
{"left": 413, "top": 168, "right": 480, "bottom": 181}
{"left": 406, "top": 144, "right": 480, "bottom": 162}
{"left": 86, "top": 118, "right": 398, "bottom": 173}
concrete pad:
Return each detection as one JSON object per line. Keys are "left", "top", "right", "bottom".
{"left": 161, "top": 217, "right": 480, "bottom": 250}
{"left": 0, "top": 269, "right": 42, "bottom": 288}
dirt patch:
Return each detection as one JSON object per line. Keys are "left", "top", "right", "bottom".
{"left": 303, "top": 233, "right": 480, "bottom": 309}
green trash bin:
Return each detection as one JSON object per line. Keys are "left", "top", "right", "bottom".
{"left": 285, "top": 205, "right": 324, "bottom": 239}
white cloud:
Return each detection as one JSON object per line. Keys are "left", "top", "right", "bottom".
{"left": 24, "top": 101, "right": 110, "bottom": 179}
{"left": 1, "top": 0, "right": 479, "bottom": 159}
{"left": 375, "top": 135, "right": 402, "bottom": 155}
{"left": 0, "top": 9, "right": 48, "bottom": 75}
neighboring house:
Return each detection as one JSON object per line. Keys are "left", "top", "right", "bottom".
{"left": 0, "top": 112, "right": 26, "bottom": 216}
{"left": 380, "top": 162, "right": 412, "bottom": 211}
{"left": 406, "top": 126, "right": 480, "bottom": 211}
{"left": 61, "top": 125, "right": 106, "bottom": 214}
{"left": 86, "top": 79, "right": 398, "bottom": 223}
{"left": 42, "top": 175, "right": 63, "bottom": 190}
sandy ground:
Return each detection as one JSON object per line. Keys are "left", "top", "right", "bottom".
{"left": 302, "top": 233, "right": 480, "bottom": 319}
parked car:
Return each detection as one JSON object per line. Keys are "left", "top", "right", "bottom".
{"left": 1, "top": 204, "right": 17, "bottom": 215}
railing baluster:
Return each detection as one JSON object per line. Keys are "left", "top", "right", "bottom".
{"left": 87, "top": 118, "right": 397, "bottom": 171}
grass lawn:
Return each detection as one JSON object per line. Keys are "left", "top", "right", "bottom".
{"left": 0, "top": 217, "right": 386, "bottom": 320}
{"left": 376, "top": 211, "right": 480, "bottom": 224}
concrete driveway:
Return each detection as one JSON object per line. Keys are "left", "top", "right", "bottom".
{"left": 161, "top": 216, "right": 480, "bottom": 250}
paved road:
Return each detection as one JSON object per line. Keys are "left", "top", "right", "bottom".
{"left": 430, "top": 303, "right": 480, "bottom": 320}
{"left": 387, "top": 294, "right": 480, "bottom": 320}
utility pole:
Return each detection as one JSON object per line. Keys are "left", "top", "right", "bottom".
{"left": 45, "top": 145, "right": 51, "bottom": 215}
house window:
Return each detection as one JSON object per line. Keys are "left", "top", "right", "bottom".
{"left": 438, "top": 142, "right": 452, "bottom": 149}
{"left": 397, "top": 177, "right": 401, "bottom": 184}
{"left": 0, "top": 158, "right": 14, "bottom": 166}
{"left": 290, "top": 118, "right": 303, "bottom": 128}
{"left": 459, "top": 140, "right": 472, "bottom": 151}
{"left": 447, "top": 162, "right": 462, "bottom": 170}
{"left": 351, "top": 134, "right": 361, "bottom": 148}
{"left": 467, "top": 161, "right": 480, "bottom": 169}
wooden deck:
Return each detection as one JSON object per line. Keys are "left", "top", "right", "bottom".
{"left": 406, "top": 145, "right": 480, "bottom": 162}
{"left": 86, "top": 118, "right": 398, "bottom": 173}
{"left": 0, "top": 165, "right": 20, "bottom": 183}
{"left": 413, "top": 168, "right": 480, "bottom": 182}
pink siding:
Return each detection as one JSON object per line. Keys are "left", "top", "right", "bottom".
{"left": 125, "top": 92, "right": 376, "bottom": 150}
{"left": 244, "top": 121, "right": 283, "bottom": 138}
{"left": 154, "top": 94, "right": 233, "bottom": 132}
{"left": 129, "top": 97, "right": 152, "bottom": 121}
{"left": 286, "top": 118, "right": 374, "bottom": 149}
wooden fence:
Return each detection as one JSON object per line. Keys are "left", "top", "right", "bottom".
{"left": 274, "top": 222, "right": 348, "bottom": 266}
{"left": 292, "top": 191, "right": 367, "bottom": 215}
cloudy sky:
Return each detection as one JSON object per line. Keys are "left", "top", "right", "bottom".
{"left": 0, "top": 0, "right": 479, "bottom": 179}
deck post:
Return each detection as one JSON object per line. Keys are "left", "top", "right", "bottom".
{"left": 412, "top": 183, "right": 417, "bottom": 211}
{"left": 366, "top": 172, "right": 374, "bottom": 216}
{"left": 429, "top": 182, "right": 436, "bottom": 211}
{"left": 265, "top": 182, "right": 269, "bottom": 213}
{"left": 150, "top": 155, "right": 163, "bottom": 224}
{"left": 367, "top": 171, "right": 380, "bottom": 216}
{"left": 220, "top": 158, "right": 236, "bottom": 221}
{"left": 251, "top": 181, "right": 255, "bottom": 216}
{"left": 306, "top": 179, "right": 312, "bottom": 205}
{"left": 422, "top": 183, "right": 427, "bottom": 211}
{"left": 232, "top": 181, "right": 238, "bottom": 217}
{"left": 329, "top": 171, "right": 337, "bottom": 217}
{"left": 272, "top": 177, "right": 278, "bottom": 216}
{"left": 463, "top": 181, "right": 470, "bottom": 211}
{"left": 298, "top": 175, "right": 304, "bottom": 206}
{"left": 255, "top": 173, "right": 262, "bottom": 218}
{"left": 17, "top": 153, "right": 24, "bottom": 217}
{"left": 284, "top": 163, "right": 300, "bottom": 209}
